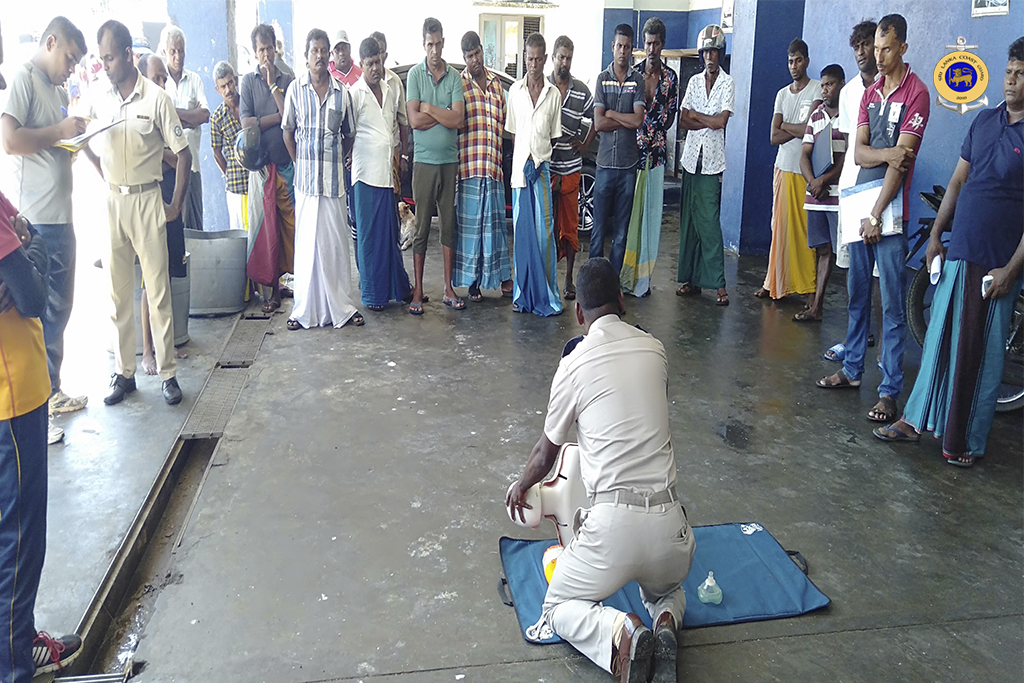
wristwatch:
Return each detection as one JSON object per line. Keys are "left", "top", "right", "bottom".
{"left": 868, "top": 214, "right": 881, "bottom": 229}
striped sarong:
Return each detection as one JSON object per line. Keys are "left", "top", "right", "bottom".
{"left": 621, "top": 160, "right": 665, "bottom": 297}
{"left": 354, "top": 182, "right": 412, "bottom": 307}
{"left": 453, "top": 176, "right": 510, "bottom": 290}
{"left": 902, "top": 259, "right": 1019, "bottom": 459}
{"left": 512, "top": 160, "right": 562, "bottom": 317}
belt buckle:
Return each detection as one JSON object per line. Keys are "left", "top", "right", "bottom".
{"left": 118, "top": 185, "right": 131, "bottom": 195}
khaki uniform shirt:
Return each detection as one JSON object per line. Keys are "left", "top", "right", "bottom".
{"left": 91, "top": 69, "right": 188, "bottom": 186}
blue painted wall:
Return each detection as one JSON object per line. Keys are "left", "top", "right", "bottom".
{"left": 686, "top": 8, "right": 733, "bottom": 54}
{"left": 262, "top": 0, "right": 294, "bottom": 67}
{"left": 602, "top": 8, "right": 636, "bottom": 69}
{"left": 638, "top": 10, "right": 690, "bottom": 50}
{"left": 167, "top": 0, "right": 231, "bottom": 231}
{"left": 720, "top": 0, "right": 806, "bottom": 254}
{"left": 602, "top": 7, "right": 734, "bottom": 68}
{"left": 802, "top": 0, "right": 1023, "bottom": 254}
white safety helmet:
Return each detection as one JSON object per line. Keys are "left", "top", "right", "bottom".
{"left": 697, "top": 24, "right": 726, "bottom": 53}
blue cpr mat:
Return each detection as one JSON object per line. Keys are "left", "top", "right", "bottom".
{"left": 498, "top": 523, "right": 831, "bottom": 644}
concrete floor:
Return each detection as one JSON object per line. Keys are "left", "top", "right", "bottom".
{"left": 59, "top": 184, "right": 1023, "bottom": 682}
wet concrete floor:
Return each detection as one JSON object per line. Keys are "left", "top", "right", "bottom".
{"left": 92, "top": 189, "right": 1022, "bottom": 682}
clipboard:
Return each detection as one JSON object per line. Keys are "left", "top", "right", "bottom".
{"left": 810, "top": 119, "right": 834, "bottom": 178}
{"left": 53, "top": 118, "right": 124, "bottom": 153}
{"left": 838, "top": 179, "right": 903, "bottom": 245}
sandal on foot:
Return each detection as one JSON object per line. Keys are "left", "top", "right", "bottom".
{"left": 754, "top": 288, "right": 771, "bottom": 299}
{"left": 946, "top": 454, "right": 977, "bottom": 468}
{"left": 468, "top": 289, "right": 484, "bottom": 303}
{"left": 816, "top": 371, "right": 861, "bottom": 389}
{"left": 867, "top": 396, "right": 897, "bottom": 423}
{"left": 564, "top": 284, "right": 576, "bottom": 300}
{"left": 402, "top": 293, "right": 429, "bottom": 304}
{"left": 793, "top": 309, "right": 822, "bottom": 322}
{"left": 823, "top": 343, "right": 846, "bottom": 362}
{"left": 286, "top": 319, "right": 301, "bottom": 331}
{"left": 408, "top": 302, "right": 424, "bottom": 315}
{"left": 873, "top": 423, "right": 919, "bottom": 443}
{"left": 443, "top": 295, "right": 466, "bottom": 310}
{"left": 367, "top": 304, "right": 386, "bottom": 312}
{"left": 676, "top": 284, "right": 701, "bottom": 296}
{"left": 262, "top": 298, "right": 281, "bottom": 314}
{"left": 345, "top": 312, "right": 365, "bottom": 327}
{"left": 716, "top": 292, "right": 729, "bottom": 306}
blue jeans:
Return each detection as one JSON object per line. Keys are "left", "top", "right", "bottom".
{"left": 591, "top": 166, "right": 636, "bottom": 274}
{"left": 843, "top": 231, "right": 908, "bottom": 399}
{"left": 34, "top": 224, "right": 76, "bottom": 395}
{"left": 0, "top": 404, "right": 47, "bottom": 683}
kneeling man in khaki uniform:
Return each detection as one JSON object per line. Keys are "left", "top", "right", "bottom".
{"left": 85, "top": 19, "right": 190, "bottom": 406}
{"left": 507, "top": 257, "right": 695, "bottom": 683}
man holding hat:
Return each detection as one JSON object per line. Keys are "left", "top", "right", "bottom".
{"left": 329, "top": 30, "right": 361, "bottom": 87}
{"left": 676, "top": 24, "right": 734, "bottom": 307}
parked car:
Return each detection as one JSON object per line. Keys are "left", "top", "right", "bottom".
{"left": 394, "top": 63, "right": 596, "bottom": 231}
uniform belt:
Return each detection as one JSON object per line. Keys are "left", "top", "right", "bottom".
{"left": 109, "top": 181, "right": 159, "bottom": 195}
{"left": 590, "top": 488, "right": 677, "bottom": 509}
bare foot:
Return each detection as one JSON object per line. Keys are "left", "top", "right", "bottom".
{"left": 141, "top": 352, "right": 158, "bottom": 375}
{"left": 175, "top": 348, "right": 188, "bottom": 360}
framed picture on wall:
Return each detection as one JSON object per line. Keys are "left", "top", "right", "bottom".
{"left": 722, "top": 0, "right": 735, "bottom": 33}
{"left": 972, "top": 0, "right": 1009, "bottom": 17}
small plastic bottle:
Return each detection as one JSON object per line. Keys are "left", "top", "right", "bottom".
{"left": 697, "top": 571, "right": 722, "bottom": 604}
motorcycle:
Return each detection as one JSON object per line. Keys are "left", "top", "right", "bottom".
{"left": 905, "top": 185, "right": 1024, "bottom": 411}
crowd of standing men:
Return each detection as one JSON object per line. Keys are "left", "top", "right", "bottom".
{"left": 0, "top": 9, "right": 1020, "bottom": 683}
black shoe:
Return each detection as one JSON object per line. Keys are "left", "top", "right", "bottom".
{"left": 33, "top": 631, "right": 82, "bottom": 674}
{"left": 103, "top": 374, "right": 136, "bottom": 405}
{"left": 162, "top": 377, "right": 183, "bottom": 405}
{"left": 651, "top": 612, "right": 678, "bottom": 683}
{"left": 161, "top": 376, "right": 184, "bottom": 403}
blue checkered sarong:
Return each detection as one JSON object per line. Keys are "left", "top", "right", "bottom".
{"left": 453, "top": 177, "right": 510, "bottom": 290}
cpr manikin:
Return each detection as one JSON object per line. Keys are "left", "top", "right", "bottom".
{"left": 506, "top": 443, "right": 589, "bottom": 546}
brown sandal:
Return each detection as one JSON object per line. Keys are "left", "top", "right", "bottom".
{"left": 867, "top": 396, "right": 897, "bottom": 423}
{"left": 816, "top": 371, "right": 861, "bottom": 389}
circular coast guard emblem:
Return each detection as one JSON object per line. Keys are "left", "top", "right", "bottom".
{"left": 933, "top": 37, "right": 989, "bottom": 115}
{"left": 174, "top": 124, "right": 184, "bottom": 137}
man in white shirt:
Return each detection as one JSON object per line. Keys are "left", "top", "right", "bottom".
{"left": 505, "top": 32, "right": 563, "bottom": 317}
{"left": 508, "top": 257, "right": 694, "bottom": 683}
{"left": 676, "top": 24, "right": 734, "bottom": 307}
{"left": 348, "top": 37, "right": 412, "bottom": 310}
{"left": 160, "top": 25, "right": 209, "bottom": 231}
{"left": 1, "top": 16, "right": 90, "bottom": 443}
{"left": 369, "top": 31, "right": 410, "bottom": 199}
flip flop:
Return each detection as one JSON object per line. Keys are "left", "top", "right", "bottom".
{"left": 408, "top": 302, "right": 424, "bottom": 316}
{"left": 367, "top": 304, "right": 386, "bottom": 312}
{"left": 816, "top": 372, "right": 861, "bottom": 389}
{"left": 754, "top": 288, "right": 771, "bottom": 299}
{"left": 468, "top": 288, "right": 484, "bottom": 303}
{"left": 344, "top": 312, "right": 365, "bottom": 327}
{"left": 443, "top": 295, "right": 466, "bottom": 310}
{"left": 676, "top": 284, "right": 701, "bottom": 296}
{"left": 716, "top": 292, "right": 729, "bottom": 306}
{"left": 946, "top": 454, "right": 977, "bottom": 468}
{"left": 873, "top": 424, "right": 919, "bottom": 443}
{"left": 824, "top": 343, "right": 846, "bottom": 362}
{"left": 261, "top": 298, "right": 281, "bottom": 314}
{"left": 867, "top": 396, "right": 897, "bottom": 423}
{"left": 564, "top": 285, "right": 576, "bottom": 300}
{"left": 793, "top": 309, "right": 821, "bottom": 322}
{"left": 286, "top": 319, "right": 301, "bottom": 331}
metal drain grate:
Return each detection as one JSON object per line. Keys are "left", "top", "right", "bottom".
{"left": 179, "top": 367, "right": 250, "bottom": 439}
{"left": 241, "top": 298, "right": 272, "bottom": 320}
{"left": 220, "top": 318, "right": 269, "bottom": 367}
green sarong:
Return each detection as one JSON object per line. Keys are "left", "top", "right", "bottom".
{"left": 677, "top": 169, "right": 725, "bottom": 290}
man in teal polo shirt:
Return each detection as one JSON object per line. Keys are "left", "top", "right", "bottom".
{"left": 406, "top": 16, "right": 465, "bottom": 314}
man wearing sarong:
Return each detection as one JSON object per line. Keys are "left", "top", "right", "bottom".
{"left": 756, "top": 38, "right": 821, "bottom": 300}
{"left": 873, "top": 37, "right": 1023, "bottom": 468}
{"left": 406, "top": 17, "right": 466, "bottom": 314}
{"left": 210, "top": 60, "right": 249, "bottom": 232}
{"left": 452, "top": 30, "right": 511, "bottom": 302}
{"left": 369, "top": 32, "right": 410, "bottom": 203}
{"left": 281, "top": 29, "right": 362, "bottom": 331}
{"left": 240, "top": 23, "right": 295, "bottom": 314}
{"left": 622, "top": 17, "right": 677, "bottom": 298}
{"left": 592, "top": 25, "right": 645, "bottom": 275}
{"left": 506, "top": 33, "right": 563, "bottom": 317}
{"left": 794, "top": 64, "right": 846, "bottom": 323}
{"left": 676, "top": 24, "right": 733, "bottom": 307}
{"left": 549, "top": 35, "right": 595, "bottom": 301}
{"left": 816, "top": 14, "right": 929, "bottom": 426}
{"left": 349, "top": 37, "right": 411, "bottom": 311}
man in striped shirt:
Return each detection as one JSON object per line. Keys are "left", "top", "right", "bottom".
{"left": 548, "top": 35, "right": 595, "bottom": 300}
{"left": 282, "top": 29, "right": 362, "bottom": 331}
{"left": 452, "top": 30, "right": 511, "bottom": 301}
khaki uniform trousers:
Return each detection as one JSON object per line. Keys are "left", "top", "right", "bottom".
{"left": 107, "top": 187, "right": 176, "bottom": 381}
{"left": 542, "top": 500, "right": 695, "bottom": 673}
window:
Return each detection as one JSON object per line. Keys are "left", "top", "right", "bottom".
{"left": 479, "top": 14, "right": 544, "bottom": 80}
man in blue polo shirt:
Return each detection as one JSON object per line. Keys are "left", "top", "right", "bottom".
{"left": 874, "top": 37, "right": 1024, "bottom": 468}
{"left": 591, "top": 24, "right": 645, "bottom": 275}
{"left": 817, "top": 14, "right": 929, "bottom": 429}
{"left": 406, "top": 17, "right": 465, "bottom": 315}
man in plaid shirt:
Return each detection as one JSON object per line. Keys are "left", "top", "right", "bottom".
{"left": 452, "top": 31, "right": 512, "bottom": 302}
{"left": 211, "top": 60, "right": 249, "bottom": 231}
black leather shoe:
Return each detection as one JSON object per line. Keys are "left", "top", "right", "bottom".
{"left": 651, "top": 611, "right": 678, "bottom": 683}
{"left": 104, "top": 374, "right": 136, "bottom": 405}
{"left": 162, "top": 377, "right": 183, "bottom": 405}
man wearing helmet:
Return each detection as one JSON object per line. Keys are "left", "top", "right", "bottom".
{"left": 676, "top": 24, "right": 734, "bottom": 307}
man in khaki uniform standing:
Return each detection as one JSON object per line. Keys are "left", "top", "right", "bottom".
{"left": 84, "top": 19, "right": 190, "bottom": 406}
